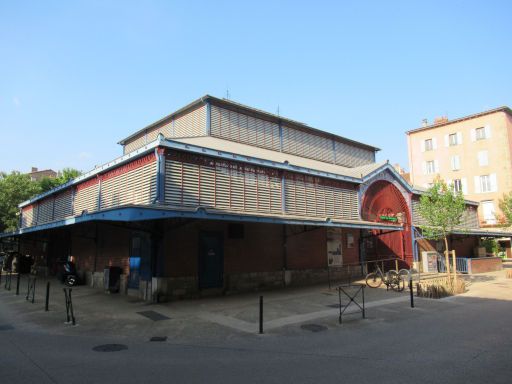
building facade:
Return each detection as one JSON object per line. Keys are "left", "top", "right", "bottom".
{"left": 1, "top": 96, "right": 499, "bottom": 301}
{"left": 406, "top": 107, "right": 512, "bottom": 226}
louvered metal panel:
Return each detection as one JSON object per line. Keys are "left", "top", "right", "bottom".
{"left": 21, "top": 206, "right": 34, "bottom": 228}
{"left": 283, "top": 173, "right": 359, "bottom": 220}
{"left": 124, "top": 133, "right": 146, "bottom": 154}
{"left": 36, "top": 198, "right": 54, "bottom": 224}
{"left": 146, "top": 120, "right": 173, "bottom": 142}
{"left": 54, "top": 191, "right": 73, "bottom": 221}
{"left": 412, "top": 198, "right": 478, "bottom": 229}
{"left": 210, "top": 105, "right": 281, "bottom": 152}
{"left": 164, "top": 152, "right": 282, "bottom": 215}
{"left": 74, "top": 179, "right": 99, "bottom": 215}
{"left": 335, "top": 141, "right": 374, "bottom": 168}
{"left": 100, "top": 154, "right": 157, "bottom": 210}
{"left": 174, "top": 104, "right": 207, "bottom": 138}
{"left": 282, "top": 126, "right": 334, "bottom": 163}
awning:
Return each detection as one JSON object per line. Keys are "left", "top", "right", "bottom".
{"left": 0, "top": 205, "right": 403, "bottom": 238}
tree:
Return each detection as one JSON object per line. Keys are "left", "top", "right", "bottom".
{"left": 499, "top": 192, "right": 512, "bottom": 225}
{"left": 0, "top": 172, "right": 41, "bottom": 232}
{"left": 39, "top": 168, "right": 82, "bottom": 193}
{"left": 418, "top": 179, "right": 466, "bottom": 277}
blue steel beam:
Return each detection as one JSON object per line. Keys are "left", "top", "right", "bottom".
{"left": 1, "top": 206, "right": 403, "bottom": 238}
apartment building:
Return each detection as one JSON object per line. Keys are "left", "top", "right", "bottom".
{"left": 406, "top": 107, "right": 512, "bottom": 226}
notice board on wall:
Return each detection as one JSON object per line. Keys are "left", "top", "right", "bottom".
{"left": 327, "top": 228, "right": 343, "bottom": 266}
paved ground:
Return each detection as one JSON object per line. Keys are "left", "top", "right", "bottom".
{"left": 0, "top": 267, "right": 511, "bottom": 383}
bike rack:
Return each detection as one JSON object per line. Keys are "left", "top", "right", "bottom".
{"left": 26, "top": 276, "right": 36, "bottom": 303}
{"left": 63, "top": 288, "right": 76, "bottom": 325}
{"left": 337, "top": 284, "right": 366, "bottom": 324}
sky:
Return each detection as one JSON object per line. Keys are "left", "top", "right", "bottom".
{"left": 1, "top": 0, "right": 511, "bottom": 174}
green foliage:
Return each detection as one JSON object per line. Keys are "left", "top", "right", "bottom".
{"left": 499, "top": 192, "right": 512, "bottom": 225}
{"left": 0, "top": 172, "right": 41, "bottom": 232}
{"left": 481, "top": 238, "right": 499, "bottom": 255}
{"left": 418, "top": 179, "right": 466, "bottom": 246}
{"left": 0, "top": 168, "right": 82, "bottom": 232}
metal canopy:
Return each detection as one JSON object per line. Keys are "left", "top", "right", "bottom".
{"left": 0, "top": 205, "right": 403, "bottom": 238}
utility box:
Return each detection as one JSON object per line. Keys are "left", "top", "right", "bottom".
{"left": 104, "top": 266, "right": 122, "bottom": 293}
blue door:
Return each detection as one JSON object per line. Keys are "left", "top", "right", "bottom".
{"left": 128, "top": 234, "right": 151, "bottom": 289}
{"left": 198, "top": 232, "right": 224, "bottom": 289}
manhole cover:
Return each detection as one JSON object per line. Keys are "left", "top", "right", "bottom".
{"left": 92, "top": 344, "right": 128, "bottom": 352}
{"left": 301, "top": 324, "right": 328, "bottom": 332}
{"left": 0, "top": 325, "right": 14, "bottom": 331}
{"left": 150, "top": 336, "right": 168, "bottom": 342}
{"left": 137, "top": 310, "right": 171, "bottom": 321}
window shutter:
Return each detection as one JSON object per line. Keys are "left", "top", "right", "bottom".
{"left": 434, "top": 159, "right": 439, "bottom": 173}
{"left": 490, "top": 173, "right": 497, "bottom": 192}
{"left": 461, "top": 178, "right": 468, "bottom": 195}
{"left": 420, "top": 140, "right": 425, "bottom": 152}
{"left": 432, "top": 137, "right": 437, "bottom": 150}
{"left": 470, "top": 128, "right": 476, "bottom": 142}
{"left": 478, "top": 151, "right": 488, "bottom": 166}
{"left": 474, "top": 176, "right": 481, "bottom": 193}
{"left": 422, "top": 162, "right": 427, "bottom": 175}
{"left": 444, "top": 134, "right": 449, "bottom": 147}
{"left": 456, "top": 132, "right": 462, "bottom": 144}
{"left": 485, "top": 125, "right": 491, "bottom": 139}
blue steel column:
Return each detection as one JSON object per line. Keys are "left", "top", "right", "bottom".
{"left": 411, "top": 225, "right": 418, "bottom": 263}
{"left": 279, "top": 121, "right": 283, "bottom": 152}
{"left": 206, "top": 101, "right": 211, "bottom": 135}
{"left": 155, "top": 147, "right": 166, "bottom": 204}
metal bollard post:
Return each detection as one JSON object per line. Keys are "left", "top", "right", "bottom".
{"left": 45, "top": 282, "right": 50, "bottom": 311}
{"left": 259, "top": 296, "right": 263, "bottom": 334}
{"left": 16, "top": 273, "right": 20, "bottom": 295}
{"left": 409, "top": 276, "right": 414, "bottom": 308}
{"left": 64, "top": 288, "right": 76, "bottom": 325}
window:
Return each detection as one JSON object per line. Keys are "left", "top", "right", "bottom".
{"left": 449, "top": 133, "right": 458, "bottom": 146}
{"left": 476, "top": 127, "right": 486, "bottom": 140}
{"left": 480, "top": 175, "right": 491, "bottom": 192}
{"left": 478, "top": 150, "right": 488, "bottom": 166}
{"left": 453, "top": 179, "right": 462, "bottom": 193}
{"left": 482, "top": 201, "right": 496, "bottom": 224}
{"left": 424, "top": 139, "right": 433, "bottom": 151}
{"left": 450, "top": 155, "right": 460, "bottom": 171}
{"left": 426, "top": 160, "right": 435, "bottom": 174}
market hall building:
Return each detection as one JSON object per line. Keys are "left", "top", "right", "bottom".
{"left": 1, "top": 96, "right": 503, "bottom": 300}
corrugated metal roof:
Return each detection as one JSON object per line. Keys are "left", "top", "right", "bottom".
{"left": 118, "top": 95, "right": 380, "bottom": 151}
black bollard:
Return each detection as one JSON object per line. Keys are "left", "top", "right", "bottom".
{"left": 45, "top": 282, "right": 50, "bottom": 311}
{"left": 259, "top": 296, "right": 263, "bottom": 334}
{"left": 16, "top": 273, "right": 20, "bottom": 295}
{"left": 409, "top": 277, "right": 414, "bottom": 308}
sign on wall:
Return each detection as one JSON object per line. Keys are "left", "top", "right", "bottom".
{"left": 327, "top": 228, "right": 343, "bottom": 266}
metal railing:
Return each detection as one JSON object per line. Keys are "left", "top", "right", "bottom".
{"left": 437, "top": 255, "right": 469, "bottom": 274}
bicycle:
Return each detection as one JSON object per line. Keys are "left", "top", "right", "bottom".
{"left": 365, "top": 265, "right": 405, "bottom": 291}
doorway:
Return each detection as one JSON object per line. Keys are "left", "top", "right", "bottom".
{"left": 198, "top": 232, "right": 224, "bottom": 289}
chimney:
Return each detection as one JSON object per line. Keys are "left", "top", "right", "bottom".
{"left": 434, "top": 116, "right": 449, "bottom": 125}
{"left": 421, "top": 119, "right": 428, "bottom": 127}
{"left": 31, "top": 167, "right": 38, "bottom": 173}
